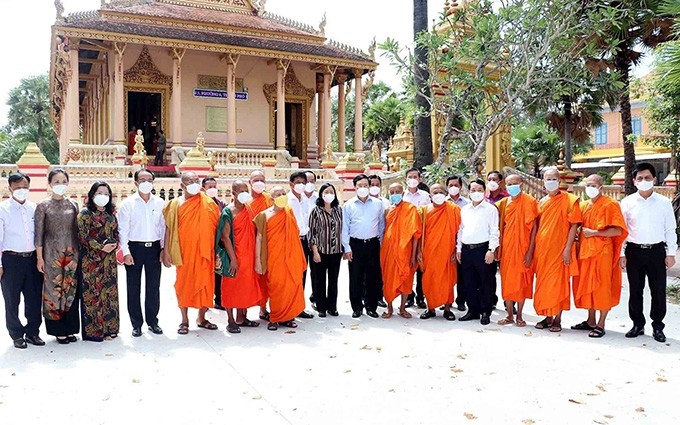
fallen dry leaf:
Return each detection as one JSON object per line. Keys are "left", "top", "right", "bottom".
{"left": 360, "top": 345, "right": 372, "bottom": 350}
{"left": 656, "top": 377, "right": 667, "bottom": 382}
{"left": 132, "top": 378, "right": 140, "bottom": 384}
{"left": 376, "top": 347, "right": 382, "bottom": 352}
{"left": 252, "top": 395, "right": 262, "bottom": 400}
{"left": 344, "top": 369, "right": 351, "bottom": 373}
{"left": 463, "top": 412, "right": 477, "bottom": 420}
{"left": 604, "top": 414, "right": 614, "bottom": 419}
{"left": 593, "top": 420, "right": 607, "bottom": 424}
{"left": 388, "top": 389, "right": 395, "bottom": 393}
{"left": 521, "top": 420, "right": 535, "bottom": 425}
{"left": 284, "top": 330, "right": 296, "bottom": 334}
{"left": 350, "top": 324, "right": 360, "bottom": 330}
{"left": 635, "top": 407, "right": 645, "bottom": 413}
{"left": 597, "top": 384, "right": 606, "bottom": 392}
{"left": 104, "top": 353, "right": 113, "bottom": 357}
{"left": 457, "top": 354, "right": 467, "bottom": 360}
{"left": 451, "top": 367, "right": 464, "bottom": 373}
{"left": 524, "top": 331, "right": 533, "bottom": 337}
{"left": 568, "top": 399, "right": 584, "bottom": 405}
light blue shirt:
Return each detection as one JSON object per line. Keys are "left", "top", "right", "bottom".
{"left": 341, "top": 196, "right": 385, "bottom": 252}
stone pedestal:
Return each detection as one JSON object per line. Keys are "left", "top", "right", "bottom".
{"left": 611, "top": 166, "right": 626, "bottom": 186}
{"left": 664, "top": 169, "right": 678, "bottom": 187}
{"left": 178, "top": 133, "right": 212, "bottom": 178}
{"left": 17, "top": 143, "right": 50, "bottom": 202}
{"left": 335, "top": 153, "right": 366, "bottom": 201}
{"left": 261, "top": 158, "right": 277, "bottom": 181}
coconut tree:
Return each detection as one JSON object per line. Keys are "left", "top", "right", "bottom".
{"left": 413, "top": 0, "right": 432, "bottom": 168}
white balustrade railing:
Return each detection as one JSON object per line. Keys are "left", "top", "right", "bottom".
{"left": 51, "top": 164, "right": 134, "bottom": 179}
{"left": 174, "top": 146, "right": 292, "bottom": 168}
{"left": 0, "top": 164, "right": 19, "bottom": 177}
{"left": 67, "top": 143, "right": 123, "bottom": 165}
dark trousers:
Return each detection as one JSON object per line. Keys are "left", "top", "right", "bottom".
{"left": 1, "top": 252, "right": 42, "bottom": 340}
{"left": 312, "top": 253, "right": 342, "bottom": 312}
{"left": 154, "top": 148, "right": 165, "bottom": 166}
{"left": 349, "top": 238, "right": 382, "bottom": 312}
{"left": 407, "top": 270, "right": 425, "bottom": 303}
{"left": 625, "top": 244, "right": 667, "bottom": 331}
{"left": 455, "top": 264, "right": 466, "bottom": 306}
{"left": 489, "top": 261, "right": 499, "bottom": 306}
{"left": 214, "top": 272, "right": 222, "bottom": 307}
{"left": 124, "top": 242, "right": 162, "bottom": 329}
{"left": 461, "top": 243, "right": 494, "bottom": 315}
{"left": 302, "top": 236, "right": 317, "bottom": 301}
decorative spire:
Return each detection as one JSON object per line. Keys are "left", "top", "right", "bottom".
{"left": 54, "top": 0, "right": 65, "bottom": 22}
{"left": 368, "top": 37, "right": 376, "bottom": 60}
{"left": 319, "top": 12, "right": 327, "bottom": 36}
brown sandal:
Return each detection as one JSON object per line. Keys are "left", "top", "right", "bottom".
{"left": 197, "top": 320, "right": 218, "bottom": 330}
{"left": 177, "top": 323, "right": 189, "bottom": 335}
{"left": 497, "top": 317, "right": 514, "bottom": 325}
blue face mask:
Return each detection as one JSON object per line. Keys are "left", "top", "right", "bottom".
{"left": 507, "top": 184, "right": 521, "bottom": 197}
{"left": 390, "top": 194, "right": 403, "bottom": 205}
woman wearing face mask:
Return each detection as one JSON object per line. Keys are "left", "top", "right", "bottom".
{"left": 34, "top": 169, "right": 81, "bottom": 344}
{"left": 307, "top": 183, "right": 343, "bottom": 317}
{"left": 77, "top": 182, "right": 120, "bottom": 342}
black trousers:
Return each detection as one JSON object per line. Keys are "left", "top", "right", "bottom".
{"left": 1, "top": 252, "right": 42, "bottom": 340}
{"left": 154, "top": 148, "right": 165, "bottom": 166}
{"left": 455, "top": 264, "right": 466, "bottom": 306}
{"left": 407, "top": 270, "right": 425, "bottom": 303}
{"left": 214, "top": 273, "right": 222, "bottom": 307}
{"left": 625, "top": 244, "right": 667, "bottom": 331}
{"left": 349, "top": 237, "right": 382, "bottom": 312}
{"left": 312, "top": 253, "right": 342, "bottom": 312}
{"left": 301, "top": 236, "right": 314, "bottom": 293}
{"left": 124, "top": 242, "right": 162, "bottom": 329}
{"left": 461, "top": 243, "right": 494, "bottom": 315}
{"left": 489, "top": 261, "right": 499, "bottom": 306}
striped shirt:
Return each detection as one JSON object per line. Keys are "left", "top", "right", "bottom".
{"left": 308, "top": 205, "right": 343, "bottom": 255}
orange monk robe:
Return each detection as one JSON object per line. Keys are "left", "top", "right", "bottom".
{"left": 380, "top": 202, "right": 422, "bottom": 303}
{"left": 534, "top": 192, "right": 582, "bottom": 316}
{"left": 497, "top": 193, "right": 539, "bottom": 302}
{"left": 221, "top": 205, "right": 262, "bottom": 309}
{"left": 163, "top": 193, "right": 220, "bottom": 309}
{"left": 249, "top": 193, "right": 274, "bottom": 307}
{"left": 421, "top": 202, "right": 461, "bottom": 309}
{"left": 573, "top": 196, "right": 627, "bottom": 310}
{"left": 254, "top": 207, "right": 306, "bottom": 323}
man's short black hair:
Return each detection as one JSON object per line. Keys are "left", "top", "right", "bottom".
{"left": 201, "top": 177, "right": 217, "bottom": 187}
{"left": 633, "top": 162, "right": 657, "bottom": 179}
{"left": 471, "top": 178, "right": 486, "bottom": 190}
{"left": 289, "top": 171, "right": 307, "bottom": 183}
{"left": 367, "top": 174, "right": 382, "bottom": 184}
{"left": 405, "top": 167, "right": 421, "bottom": 177}
{"left": 353, "top": 174, "right": 369, "bottom": 186}
{"left": 134, "top": 168, "right": 155, "bottom": 182}
{"left": 8, "top": 172, "right": 30, "bottom": 185}
{"left": 446, "top": 175, "right": 462, "bottom": 186}
{"left": 487, "top": 170, "right": 503, "bottom": 180}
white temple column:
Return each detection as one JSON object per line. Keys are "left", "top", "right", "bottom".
{"left": 66, "top": 38, "right": 80, "bottom": 149}
{"left": 317, "top": 91, "right": 324, "bottom": 147}
{"left": 337, "top": 74, "right": 347, "bottom": 152}
{"left": 275, "top": 60, "right": 288, "bottom": 150}
{"left": 226, "top": 54, "right": 239, "bottom": 148}
{"left": 322, "top": 70, "right": 332, "bottom": 154}
{"left": 353, "top": 69, "right": 363, "bottom": 152}
{"left": 171, "top": 48, "right": 185, "bottom": 147}
{"left": 112, "top": 42, "right": 126, "bottom": 146}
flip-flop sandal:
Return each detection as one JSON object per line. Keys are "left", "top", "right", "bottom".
{"left": 535, "top": 318, "right": 553, "bottom": 329}
{"left": 177, "top": 323, "right": 189, "bottom": 335}
{"left": 259, "top": 312, "right": 270, "bottom": 321}
{"left": 443, "top": 311, "right": 456, "bottom": 321}
{"left": 197, "top": 320, "right": 218, "bottom": 330}
{"left": 497, "top": 317, "right": 515, "bottom": 325}
{"left": 516, "top": 319, "right": 527, "bottom": 327}
{"left": 549, "top": 323, "right": 562, "bottom": 333}
{"left": 236, "top": 319, "right": 260, "bottom": 328}
{"left": 267, "top": 322, "right": 278, "bottom": 331}
{"left": 571, "top": 321, "right": 595, "bottom": 331}
{"left": 226, "top": 323, "right": 241, "bottom": 334}
{"left": 281, "top": 320, "right": 298, "bottom": 328}
{"left": 381, "top": 312, "right": 393, "bottom": 319}
{"left": 398, "top": 310, "right": 412, "bottom": 319}
{"left": 588, "top": 327, "right": 606, "bottom": 338}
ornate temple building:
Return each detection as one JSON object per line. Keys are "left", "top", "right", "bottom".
{"left": 50, "top": 0, "right": 377, "bottom": 167}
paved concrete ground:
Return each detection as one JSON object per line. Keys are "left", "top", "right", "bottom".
{"left": 0, "top": 265, "right": 678, "bottom": 425}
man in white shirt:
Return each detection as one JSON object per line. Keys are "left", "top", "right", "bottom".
{"left": 118, "top": 169, "right": 166, "bottom": 337}
{"left": 304, "top": 170, "right": 319, "bottom": 206}
{"left": 0, "top": 173, "right": 43, "bottom": 349}
{"left": 619, "top": 163, "right": 677, "bottom": 343}
{"left": 287, "top": 171, "right": 314, "bottom": 319}
{"left": 403, "top": 167, "right": 431, "bottom": 309}
{"left": 456, "top": 178, "right": 500, "bottom": 325}
{"left": 368, "top": 174, "right": 391, "bottom": 210}
{"left": 446, "top": 175, "right": 470, "bottom": 311}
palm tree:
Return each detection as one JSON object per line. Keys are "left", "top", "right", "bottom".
{"left": 6, "top": 74, "right": 52, "bottom": 152}
{"left": 656, "top": 0, "right": 680, "bottom": 93}
{"left": 413, "top": 0, "right": 432, "bottom": 168}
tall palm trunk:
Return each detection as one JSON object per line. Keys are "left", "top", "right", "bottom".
{"left": 413, "top": 0, "right": 432, "bottom": 168}
{"left": 563, "top": 96, "right": 573, "bottom": 167}
{"left": 615, "top": 49, "right": 636, "bottom": 194}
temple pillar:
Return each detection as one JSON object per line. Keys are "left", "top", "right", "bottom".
{"left": 321, "top": 69, "right": 332, "bottom": 154}
{"left": 171, "top": 48, "right": 185, "bottom": 148}
{"left": 226, "top": 54, "right": 239, "bottom": 148}
{"left": 353, "top": 69, "right": 364, "bottom": 152}
{"left": 337, "top": 74, "right": 347, "bottom": 152}
{"left": 65, "top": 38, "right": 80, "bottom": 155}
{"left": 275, "top": 60, "right": 288, "bottom": 151}
{"left": 317, "top": 92, "right": 324, "bottom": 147}
{"left": 112, "top": 42, "right": 126, "bottom": 146}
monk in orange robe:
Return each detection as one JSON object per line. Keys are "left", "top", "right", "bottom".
{"left": 254, "top": 186, "right": 306, "bottom": 331}
{"left": 571, "top": 174, "right": 627, "bottom": 338}
{"left": 162, "top": 171, "right": 221, "bottom": 335}
{"left": 380, "top": 183, "right": 422, "bottom": 319}
{"left": 219, "top": 180, "right": 262, "bottom": 334}
{"left": 534, "top": 167, "right": 581, "bottom": 332}
{"left": 496, "top": 174, "right": 539, "bottom": 327}
{"left": 418, "top": 183, "right": 461, "bottom": 320}
{"left": 248, "top": 170, "right": 274, "bottom": 320}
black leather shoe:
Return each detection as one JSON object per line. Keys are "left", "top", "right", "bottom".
{"left": 480, "top": 313, "right": 490, "bottom": 325}
{"left": 311, "top": 302, "right": 318, "bottom": 311}
{"left": 459, "top": 312, "right": 480, "bottom": 321}
{"left": 13, "top": 338, "right": 27, "bottom": 349}
{"left": 456, "top": 303, "right": 467, "bottom": 312}
{"left": 352, "top": 311, "right": 362, "bottom": 318}
{"left": 366, "top": 310, "right": 379, "bottom": 318}
{"left": 132, "top": 328, "right": 142, "bottom": 337}
{"left": 148, "top": 325, "right": 163, "bottom": 335}
{"left": 377, "top": 300, "right": 387, "bottom": 308}
{"left": 625, "top": 325, "right": 645, "bottom": 338}
{"left": 653, "top": 329, "right": 666, "bottom": 343}
{"left": 25, "top": 335, "right": 45, "bottom": 346}
{"left": 67, "top": 335, "right": 77, "bottom": 343}
{"left": 297, "top": 311, "right": 314, "bottom": 319}
{"left": 328, "top": 310, "right": 339, "bottom": 317}
{"left": 56, "top": 337, "right": 70, "bottom": 345}
{"left": 318, "top": 311, "right": 327, "bottom": 318}
{"left": 420, "top": 309, "right": 436, "bottom": 320}
{"left": 404, "top": 299, "right": 415, "bottom": 308}
{"left": 416, "top": 300, "right": 427, "bottom": 309}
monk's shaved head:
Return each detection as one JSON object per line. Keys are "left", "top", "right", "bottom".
{"left": 250, "top": 170, "right": 265, "bottom": 183}
{"left": 388, "top": 182, "right": 404, "bottom": 195}
{"left": 586, "top": 174, "right": 604, "bottom": 186}
{"left": 270, "top": 185, "right": 285, "bottom": 198}
{"left": 505, "top": 174, "right": 522, "bottom": 185}
{"left": 232, "top": 179, "right": 248, "bottom": 194}
{"left": 181, "top": 171, "right": 198, "bottom": 184}
{"left": 543, "top": 167, "right": 560, "bottom": 180}
{"left": 430, "top": 183, "right": 446, "bottom": 195}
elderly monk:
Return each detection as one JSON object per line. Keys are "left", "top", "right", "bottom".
{"left": 495, "top": 174, "right": 539, "bottom": 327}
{"left": 162, "top": 171, "right": 221, "bottom": 335}
{"left": 219, "top": 180, "right": 262, "bottom": 334}
{"left": 248, "top": 170, "right": 274, "bottom": 320}
{"left": 571, "top": 174, "right": 627, "bottom": 338}
{"left": 254, "top": 186, "right": 306, "bottom": 331}
{"left": 534, "top": 167, "right": 581, "bottom": 332}
{"left": 419, "top": 183, "right": 461, "bottom": 320}
{"left": 380, "top": 183, "right": 422, "bottom": 319}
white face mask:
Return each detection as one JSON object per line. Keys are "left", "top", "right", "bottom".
{"left": 406, "top": 178, "right": 419, "bottom": 189}
{"left": 138, "top": 181, "right": 153, "bottom": 195}
{"left": 369, "top": 186, "right": 381, "bottom": 196}
{"left": 544, "top": 180, "right": 559, "bottom": 192}
{"left": 636, "top": 180, "right": 654, "bottom": 192}
{"left": 206, "top": 188, "right": 218, "bottom": 198}
{"left": 12, "top": 188, "right": 29, "bottom": 202}
{"left": 252, "top": 181, "right": 266, "bottom": 194}
{"left": 448, "top": 186, "right": 460, "bottom": 196}
{"left": 304, "top": 182, "right": 316, "bottom": 193}
{"left": 585, "top": 186, "right": 600, "bottom": 199}
{"left": 432, "top": 193, "right": 447, "bottom": 205}
{"left": 487, "top": 181, "right": 500, "bottom": 191}
{"left": 356, "top": 187, "right": 370, "bottom": 198}
{"left": 94, "top": 194, "right": 109, "bottom": 207}
{"left": 469, "top": 192, "right": 485, "bottom": 203}
{"left": 293, "top": 183, "right": 305, "bottom": 195}
{"left": 52, "top": 184, "right": 68, "bottom": 196}
{"left": 185, "top": 183, "right": 201, "bottom": 195}
{"left": 236, "top": 191, "right": 252, "bottom": 204}
{"left": 322, "top": 193, "right": 336, "bottom": 204}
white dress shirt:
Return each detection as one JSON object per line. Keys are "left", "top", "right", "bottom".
{"left": 0, "top": 198, "right": 37, "bottom": 267}
{"left": 620, "top": 191, "right": 678, "bottom": 256}
{"left": 374, "top": 196, "right": 391, "bottom": 210}
{"left": 306, "top": 192, "right": 319, "bottom": 207}
{"left": 403, "top": 189, "right": 431, "bottom": 206}
{"left": 456, "top": 200, "right": 500, "bottom": 252}
{"left": 447, "top": 195, "right": 470, "bottom": 209}
{"left": 287, "top": 192, "right": 310, "bottom": 236}
{"left": 341, "top": 196, "right": 385, "bottom": 252}
{"left": 117, "top": 192, "right": 166, "bottom": 256}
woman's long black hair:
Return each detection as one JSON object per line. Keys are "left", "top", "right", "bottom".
{"left": 315, "top": 183, "right": 339, "bottom": 208}
{"left": 86, "top": 181, "right": 116, "bottom": 214}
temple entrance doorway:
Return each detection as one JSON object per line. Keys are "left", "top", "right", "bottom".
{"left": 274, "top": 101, "right": 304, "bottom": 160}
{"left": 127, "top": 91, "right": 162, "bottom": 155}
